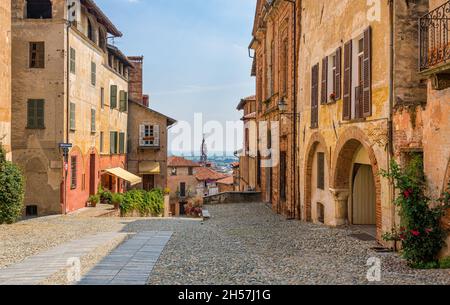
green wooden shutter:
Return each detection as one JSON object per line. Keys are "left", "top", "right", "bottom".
{"left": 91, "top": 108, "right": 96, "bottom": 133}
{"left": 110, "top": 85, "right": 117, "bottom": 108}
{"left": 70, "top": 102, "right": 76, "bottom": 130}
{"left": 36, "top": 100, "right": 45, "bottom": 128}
{"left": 119, "top": 90, "right": 125, "bottom": 111}
{"left": 91, "top": 62, "right": 96, "bottom": 86}
{"left": 123, "top": 92, "right": 128, "bottom": 112}
{"left": 70, "top": 48, "right": 76, "bottom": 74}
{"left": 27, "top": 100, "right": 36, "bottom": 128}
{"left": 119, "top": 132, "right": 125, "bottom": 154}
{"left": 100, "top": 132, "right": 104, "bottom": 153}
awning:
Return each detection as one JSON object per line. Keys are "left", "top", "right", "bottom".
{"left": 104, "top": 167, "right": 142, "bottom": 186}
{"left": 139, "top": 161, "right": 161, "bottom": 175}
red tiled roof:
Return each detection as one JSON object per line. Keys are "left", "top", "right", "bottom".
{"left": 168, "top": 156, "right": 201, "bottom": 168}
{"left": 237, "top": 95, "right": 256, "bottom": 110}
{"left": 195, "top": 167, "right": 228, "bottom": 181}
{"left": 231, "top": 162, "right": 240, "bottom": 168}
{"left": 216, "top": 176, "right": 234, "bottom": 185}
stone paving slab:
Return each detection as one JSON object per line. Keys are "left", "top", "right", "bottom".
{"left": 0, "top": 232, "right": 127, "bottom": 285}
{"left": 78, "top": 231, "right": 172, "bottom": 285}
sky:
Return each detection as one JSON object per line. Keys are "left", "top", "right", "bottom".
{"left": 96, "top": 0, "right": 257, "bottom": 155}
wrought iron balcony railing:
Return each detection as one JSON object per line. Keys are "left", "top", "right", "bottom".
{"left": 419, "top": 1, "right": 450, "bottom": 71}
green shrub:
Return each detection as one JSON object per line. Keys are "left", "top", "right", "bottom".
{"left": 111, "top": 193, "right": 124, "bottom": 205}
{"left": 0, "top": 147, "right": 25, "bottom": 224}
{"left": 120, "top": 189, "right": 164, "bottom": 217}
{"left": 88, "top": 194, "right": 100, "bottom": 205}
{"left": 98, "top": 186, "right": 113, "bottom": 205}
{"left": 381, "top": 156, "right": 450, "bottom": 268}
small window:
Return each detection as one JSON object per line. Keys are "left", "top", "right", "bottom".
{"left": 29, "top": 42, "right": 45, "bottom": 69}
{"left": 26, "top": 0, "right": 52, "bottom": 19}
{"left": 69, "top": 102, "right": 76, "bottom": 131}
{"left": 70, "top": 48, "right": 76, "bottom": 74}
{"left": 71, "top": 156, "right": 77, "bottom": 189}
{"left": 100, "top": 131, "right": 104, "bottom": 153}
{"left": 317, "top": 203, "right": 325, "bottom": 224}
{"left": 26, "top": 205, "right": 38, "bottom": 217}
{"left": 119, "top": 91, "right": 128, "bottom": 112}
{"left": 171, "top": 168, "right": 177, "bottom": 176}
{"left": 119, "top": 132, "right": 125, "bottom": 154}
{"left": 91, "top": 62, "right": 96, "bottom": 86}
{"left": 98, "top": 28, "right": 106, "bottom": 50}
{"left": 100, "top": 87, "right": 104, "bottom": 109}
{"left": 27, "top": 99, "right": 45, "bottom": 129}
{"left": 91, "top": 109, "right": 96, "bottom": 133}
{"left": 87, "top": 19, "right": 96, "bottom": 43}
{"left": 110, "top": 85, "right": 117, "bottom": 109}
{"left": 140, "top": 124, "right": 160, "bottom": 147}
{"left": 110, "top": 131, "right": 118, "bottom": 154}
{"left": 317, "top": 152, "right": 325, "bottom": 190}
{"left": 188, "top": 167, "right": 193, "bottom": 176}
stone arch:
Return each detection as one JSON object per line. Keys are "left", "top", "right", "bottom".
{"left": 303, "top": 132, "right": 330, "bottom": 222}
{"left": 331, "top": 127, "right": 382, "bottom": 235}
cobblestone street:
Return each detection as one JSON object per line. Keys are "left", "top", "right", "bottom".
{"left": 134, "top": 203, "right": 450, "bottom": 285}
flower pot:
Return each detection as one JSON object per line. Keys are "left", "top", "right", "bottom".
{"left": 113, "top": 202, "right": 120, "bottom": 210}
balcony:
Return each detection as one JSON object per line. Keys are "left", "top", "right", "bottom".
{"left": 419, "top": 1, "right": 450, "bottom": 73}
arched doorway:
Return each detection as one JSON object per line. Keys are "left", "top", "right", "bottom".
{"left": 331, "top": 127, "right": 382, "bottom": 238}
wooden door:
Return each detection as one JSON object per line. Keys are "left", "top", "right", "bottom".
{"left": 89, "top": 154, "right": 96, "bottom": 195}
{"left": 180, "top": 182, "right": 186, "bottom": 197}
{"left": 143, "top": 175, "right": 155, "bottom": 191}
{"left": 353, "top": 165, "right": 376, "bottom": 225}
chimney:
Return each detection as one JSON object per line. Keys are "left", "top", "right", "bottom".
{"left": 127, "top": 56, "right": 144, "bottom": 103}
{"left": 143, "top": 95, "right": 149, "bottom": 107}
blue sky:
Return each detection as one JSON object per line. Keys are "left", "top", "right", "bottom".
{"left": 96, "top": 0, "right": 256, "bottom": 155}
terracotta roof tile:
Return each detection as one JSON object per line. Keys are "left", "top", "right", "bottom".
{"left": 168, "top": 156, "right": 201, "bottom": 168}
{"left": 217, "top": 176, "right": 234, "bottom": 185}
{"left": 195, "top": 167, "right": 228, "bottom": 181}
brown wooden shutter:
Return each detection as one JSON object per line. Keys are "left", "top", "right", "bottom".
{"left": 311, "top": 64, "right": 319, "bottom": 128}
{"left": 343, "top": 40, "right": 352, "bottom": 121}
{"left": 321, "top": 57, "right": 328, "bottom": 104}
{"left": 335, "top": 47, "right": 342, "bottom": 100}
{"left": 362, "top": 27, "right": 372, "bottom": 118}
{"left": 317, "top": 152, "right": 325, "bottom": 190}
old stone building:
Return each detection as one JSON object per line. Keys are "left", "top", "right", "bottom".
{"left": 127, "top": 56, "right": 177, "bottom": 191}
{"left": 408, "top": 0, "right": 450, "bottom": 254}
{"left": 0, "top": 0, "right": 11, "bottom": 159}
{"left": 167, "top": 156, "right": 201, "bottom": 200}
{"left": 250, "top": 0, "right": 301, "bottom": 218}
{"left": 11, "top": 0, "right": 139, "bottom": 215}
{"left": 236, "top": 95, "right": 258, "bottom": 192}
{"left": 297, "top": 0, "right": 429, "bottom": 241}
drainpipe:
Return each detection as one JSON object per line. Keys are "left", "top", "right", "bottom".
{"left": 388, "top": 0, "right": 396, "bottom": 249}
{"left": 64, "top": 20, "right": 72, "bottom": 215}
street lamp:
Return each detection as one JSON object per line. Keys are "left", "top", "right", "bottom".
{"left": 278, "top": 97, "right": 300, "bottom": 118}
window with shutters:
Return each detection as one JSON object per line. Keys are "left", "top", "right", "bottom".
{"left": 119, "top": 132, "right": 125, "bottom": 154}
{"left": 69, "top": 102, "right": 76, "bottom": 131}
{"left": 26, "top": 0, "right": 52, "bottom": 19}
{"left": 71, "top": 156, "right": 77, "bottom": 189}
{"left": 100, "top": 131, "right": 104, "bottom": 153}
{"left": 110, "top": 85, "right": 117, "bottom": 109}
{"left": 119, "top": 91, "right": 128, "bottom": 112}
{"left": 317, "top": 152, "right": 325, "bottom": 190}
{"left": 100, "top": 87, "right": 104, "bottom": 109}
{"left": 27, "top": 99, "right": 45, "bottom": 129}
{"left": 70, "top": 48, "right": 76, "bottom": 74}
{"left": 91, "top": 109, "right": 96, "bottom": 133}
{"left": 139, "top": 124, "right": 160, "bottom": 148}
{"left": 110, "top": 131, "right": 118, "bottom": 154}
{"left": 91, "top": 62, "right": 96, "bottom": 86}
{"left": 280, "top": 151, "right": 287, "bottom": 201}
{"left": 343, "top": 27, "right": 372, "bottom": 121}
{"left": 281, "top": 38, "right": 289, "bottom": 97}
{"left": 29, "top": 42, "right": 45, "bottom": 69}
{"left": 311, "top": 64, "right": 319, "bottom": 128}
{"left": 322, "top": 48, "right": 342, "bottom": 104}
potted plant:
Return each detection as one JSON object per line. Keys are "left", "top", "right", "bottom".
{"left": 88, "top": 194, "right": 100, "bottom": 208}
{"left": 100, "top": 189, "right": 113, "bottom": 205}
{"left": 111, "top": 193, "right": 124, "bottom": 210}
{"left": 329, "top": 92, "right": 336, "bottom": 103}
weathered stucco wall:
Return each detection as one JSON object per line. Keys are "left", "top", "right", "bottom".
{"left": 11, "top": 0, "right": 66, "bottom": 215}
{"left": 0, "top": 0, "right": 11, "bottom": 159}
